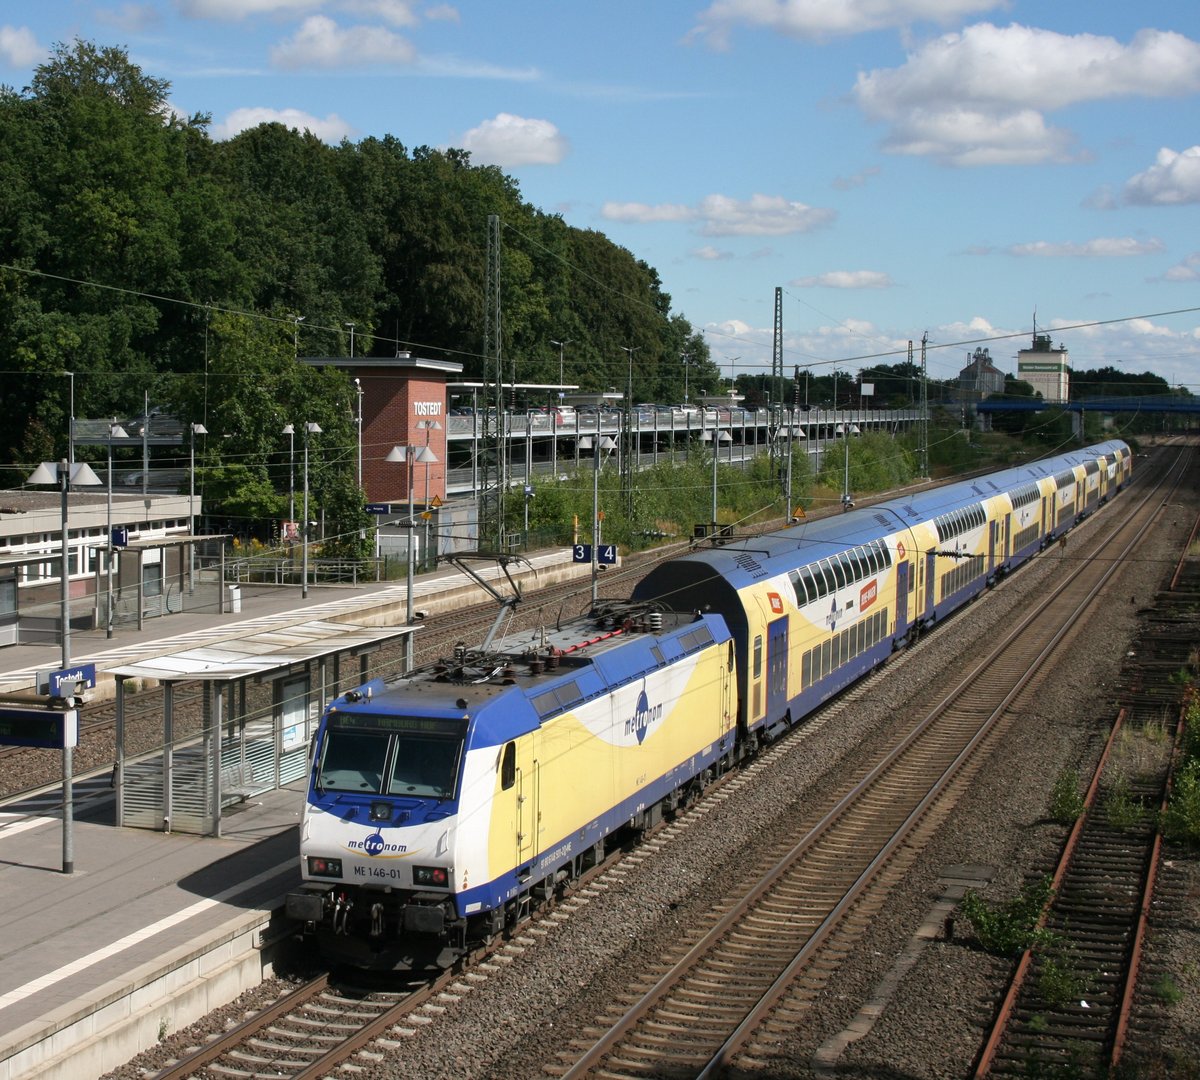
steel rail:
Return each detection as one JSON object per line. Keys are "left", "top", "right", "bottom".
{"left": 977, "top": 475, "right": 1198, "bottom": 1077}
{"left": 555, "top": 450, "right": 1182, "bottom": 1080}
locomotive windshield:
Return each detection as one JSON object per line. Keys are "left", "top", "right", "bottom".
{"left": 317, "top": 712, "right": 467, "bottom": 799}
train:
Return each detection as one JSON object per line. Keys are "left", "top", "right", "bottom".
{"left": 285, "top": 439, "right": 1131, "bottom": 970}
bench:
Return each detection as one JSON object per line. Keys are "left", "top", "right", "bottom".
{"left": 220, "top": 761, "right": 258, "bottom": 803}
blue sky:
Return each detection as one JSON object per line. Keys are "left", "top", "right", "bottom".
{"left": 3, "top": 1, "right": 1199, "bottom": 391}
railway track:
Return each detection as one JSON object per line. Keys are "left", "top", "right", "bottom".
{"left": 976, "top": 467, "right": 1200, "bottom": 1077}
{"left": 535, "top": 451, "right": 1187, "bottom": 1079}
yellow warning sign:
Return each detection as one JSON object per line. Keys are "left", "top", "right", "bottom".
{"left": 430, "top": 495, "right": 443, "bottom": 508}
{"left": 792, "top": 506, "right": 806, "bottom": 519}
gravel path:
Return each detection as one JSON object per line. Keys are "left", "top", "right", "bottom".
{"left": 103, "top": 459, "right": 1200, "bottom": 1080}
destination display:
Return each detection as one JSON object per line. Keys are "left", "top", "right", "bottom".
{"left": 329, "top": 712, "right": 467, "bottom": 735}
{"left": 0, "top": 708, "right": 78, "bottom": 749}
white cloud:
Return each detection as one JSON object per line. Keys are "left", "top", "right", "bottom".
{"left": 1162, "top": 253, "right": 1200, "bottom": 283}
{"left": 1122, "top": 146, "right": 1200, "bottom": 206}
{"left": 211, "top": 106, "right": 354, "bottom": 142}
{"left": 178, "top": 0, "right": 323, "bottom": 17}
{"left": 1007, "top": 237, "right": 1165, "bottom": 258}
{"left": 0, "top": 25, "right": 42, "bottom": 67}
{"left": 604, "top": 193, "right": 835, "bottom": 237}
{"left": 603, "top": 201, "right": 695, "bottom": 224}
{"left": 180, "top": 0, "right": 449, "bottom": 27}
{"left": 791, "top": 270, "right": 895, "bottom": 289}
{"left": 832, "top": 165, "right": 881, "bottom": 191}
{"left": 458, "top": 113, "right": 568, "bottom": 167}
{"left": 339, "top": 0, "right": 420, "bottom": 27}
{"left": 853, "top": 23, "right": 1200, "bottom": 166}
{"left": 270, "top": 14, "right": 417, "bottom": 69}
{"left": 424, "top": 4, "right": 460, "bottom": 22}
{"left": 96, "top": 4, "right": 163, "bottom": 32}
{"left": 690, "top": 0, "right": 999, "bottom": 48}
{"left": 692, "top": 245, "right": 734, "bottom": 261}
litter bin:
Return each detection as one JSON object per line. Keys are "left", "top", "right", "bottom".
{"left": 226, "top": 584, "right": 242, "bottom": 613}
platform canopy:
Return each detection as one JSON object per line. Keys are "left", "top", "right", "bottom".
{"left": 107, "top": 617, "right": 412, "bottom": 683}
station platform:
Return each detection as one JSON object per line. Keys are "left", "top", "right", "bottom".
{"left": 0, "top": 782, "right": 301, "bottom": 1080}
{"left": 0, "top": 547, "right": 590, "bottom": 1080}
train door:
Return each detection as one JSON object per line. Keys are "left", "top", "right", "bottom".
{"left": 1042, "top": 494, "right": 1053, "bottom": 540}
{"left": 766, "top": 616, "right": 788, "bottom": 721}
{"left": 894, "top": 561, "right": 909, "bottom": 637}
{"left": 501, "top": 741, "right": 535, "bottom": 868}
{"left": 988, "top": 519, "right": 998, "bottom": 577}
{"left": 923, "top": 550, "right": 937, "bottom": 621}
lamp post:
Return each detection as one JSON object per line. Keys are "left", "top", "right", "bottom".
{"left": 416, "top": 419, "right": 441, "bottom": 566}
{"left": 26, "top": 457, "right": 102, "bottom": 876}
{"left": 292, "top": 314, "right": 305, "bottom": 358}
{"left": 842, "top": 420, "right": 853, "bottom": 512}
{"left": 681, "top": 351, "right": 692, "bottom": 404}
{"left": 346, "top": 321, "right": 356, "bottom": 357}
{"left": 105, "top": 422, "right": 129, "bottom": 636}
{"left": 387, "top": 443, "right": 438, "bottom": 635}
{"left": 188, "top": 422, "right": 207, "bottom": 595}
{"left": 302, "top": 422, "right": 321, "bottom": 598}
{"left": 620, "top": 346, "right": 638, "bottom": 517}
{"left": 354, "top": 378, "right": 363, "bottom": 489}
{"left": 282, "top": 424, "right": 295, "bottom": 529}
{"left": 579, "top": 434, "right": 616, "bottom": 602}
{"left": 703, "top": 424, "right": 733, "bottom": 526}
{"left": 550, "top": 338, "right": 572, "bottom": 403}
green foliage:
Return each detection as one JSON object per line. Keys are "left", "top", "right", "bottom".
{"left": 1161, "top": 759, "right": 1200, "bottom": 846}
{"left": 820, "top": 431, "right": 919, "bottom": 494}
{"left": 1103, "top": 774, "right": 1145, "bottom": 831}
{"left": 1037, "top": 949, "right": 1089, "bottom": 1008}
{"left": 199, "top": 464, "right": 281, "bottom": 526}
{"left": 0, "top": 40, "right": 717, "bottom": 537}
{"left": 960, "top": 875, "right": 1055, "bottom": 956}
{"left": 1183, "top": 699, "right": 1200, "bottom": 762}
{"left": 316, "top": 482, "right": 373, "bottom": 563}
{"left": 1049, "top": 768, "right": 1085, "bottom": 825}
{"left": 511, "top": 441, "right": 814, "bottom": 551}
{"left": 1154, "top": 974, "right": 1183, "bottom": 1006}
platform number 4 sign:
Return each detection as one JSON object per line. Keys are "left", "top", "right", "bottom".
{"left": 597, "top": 544, "right": 617, "bottom": 564}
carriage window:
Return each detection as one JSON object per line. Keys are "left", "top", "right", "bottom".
{"left": 501, "top": 742, "right": 516, "bottom": 790}
{"left": 753, "top": 636, "right": 763, "bottom": 678}
{"left": 831, "top": 558, "right": 846, "bottom": 589}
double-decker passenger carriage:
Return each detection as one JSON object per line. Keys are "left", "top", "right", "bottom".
{"left": 632, "top": 440, "right": 1130, "bottom": 748}
{"left": 287, "top": 440, "right": 1130, "bottom": 970}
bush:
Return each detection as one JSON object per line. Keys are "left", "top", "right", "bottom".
{"left": 1161, "top": 759, "right": 1200, "bottom": 846}
{"left": 1049, "top": 767, "right": 1085, "bottom": 825}
{"left": 960, "top": 875, "right": 1055, "bottom": 956}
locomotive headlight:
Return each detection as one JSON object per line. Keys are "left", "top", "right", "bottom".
{"left": 412, "top": 865, "right": 449, "bottom": 887}
{"left": 307, "top": 856, "right": 343, "bottom": 878}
